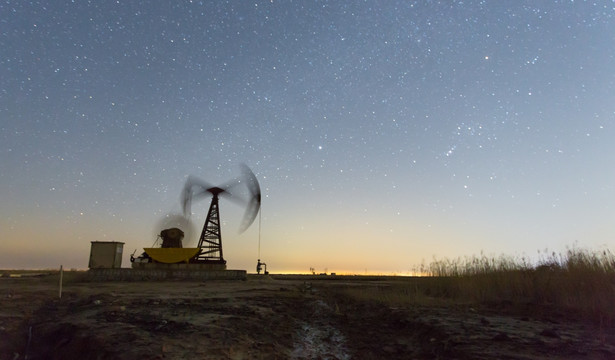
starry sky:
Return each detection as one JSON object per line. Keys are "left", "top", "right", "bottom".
{"left": 1, "top": 1, "right": 614, "bottom": 274}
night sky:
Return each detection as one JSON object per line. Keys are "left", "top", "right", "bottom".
{"left": 2, "top": 1, "right": 614, "bottom": 273}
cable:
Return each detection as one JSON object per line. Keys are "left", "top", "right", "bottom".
{"left": 258, "top": 206, "right": 262, "bottom": 260}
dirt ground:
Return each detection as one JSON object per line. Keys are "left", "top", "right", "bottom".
{"left": 1, "top": 274, "right": 614, "bottom": 359}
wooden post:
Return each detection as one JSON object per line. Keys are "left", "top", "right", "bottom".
{"left": 59, "top": 265, "right": 63, "bottom": 299}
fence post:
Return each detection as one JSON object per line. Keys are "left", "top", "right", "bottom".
{"left": 59, "top": 265, "right": 63, "bottom": 299}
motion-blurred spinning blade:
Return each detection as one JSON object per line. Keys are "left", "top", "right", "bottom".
{"left": 181, "top": 164, "right": 261, "bottom": 234}
{"left": 239, "top": 163, "right": 262, "bottom": 233}
{"left": 181, "top": 175, "right": 213, "bottom": 216}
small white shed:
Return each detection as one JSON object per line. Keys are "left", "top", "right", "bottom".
{"left": 88, "top": 241, "right": 124, "bottom": 269}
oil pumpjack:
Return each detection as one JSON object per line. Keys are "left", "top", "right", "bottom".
{"left": 131, "top": 164, "right": 261, "bottom": 270}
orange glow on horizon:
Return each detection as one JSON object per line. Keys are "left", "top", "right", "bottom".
{"left": 256, "top": 269, "right": 427, "bottom": 277}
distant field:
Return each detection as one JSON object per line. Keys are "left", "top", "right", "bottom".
{"left": 1, "top": 265, "right": 614, "bottom": 359}
{"left": 4, "top": 247, "right": 614, "bottom": 324}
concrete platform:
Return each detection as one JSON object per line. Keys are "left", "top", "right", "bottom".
{"left": 88, "top": 268, "right": 246, "bottom": 281}
{"left": 131, "top": 262, "right": 227, "bottom": 271}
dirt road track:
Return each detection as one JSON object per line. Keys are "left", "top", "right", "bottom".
{"left": 1, "top": 275, "right": 613, "bottom": 359}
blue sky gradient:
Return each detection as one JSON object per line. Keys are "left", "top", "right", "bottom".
{"left": 1, "top": 1, "right": 614, "bottom": 273}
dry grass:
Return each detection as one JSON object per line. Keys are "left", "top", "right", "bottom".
{"left": 0, "top": 269, "right": 89, "bottom": 284}
{"left": 339, "top": 248, "right": 615, "bottom": 325}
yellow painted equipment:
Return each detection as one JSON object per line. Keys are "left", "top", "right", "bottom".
{"left": 143, "top": 248, "right": 200, "bottom": 264}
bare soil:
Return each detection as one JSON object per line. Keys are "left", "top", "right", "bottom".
{"left": 1, "top": 274, "right": 614, "bottom": 359}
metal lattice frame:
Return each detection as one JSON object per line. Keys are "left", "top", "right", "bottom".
{"left": 195, "top": 190, "right": 226, "bottom": 263}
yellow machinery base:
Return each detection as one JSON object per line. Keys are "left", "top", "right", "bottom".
{"left": 142, "top": 248, "right": 201, "bottom": 264}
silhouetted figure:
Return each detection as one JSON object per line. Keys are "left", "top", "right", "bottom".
{"left": 256, "top": 259, "right": 268, "bottom": 274}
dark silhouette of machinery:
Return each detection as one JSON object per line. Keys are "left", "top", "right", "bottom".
{"left": 130, "top": 164, "right": 261, "bottom": 269}
{"left": 160, "top": 228, "right": 184, "bottom": 248}
{"left": 181, "top": 164, "right": 261, "bottom": 265}
{"left": 256, "top": 259, "right": 268, "bottom": 275}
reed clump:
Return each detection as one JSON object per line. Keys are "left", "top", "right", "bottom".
{"left": 434, "top": 248, "right": 615, "bottom": 323}
{"left": 340, "top": 248, "right": 615, "bottom": 325}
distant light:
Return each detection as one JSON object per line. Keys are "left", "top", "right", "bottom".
{"left": 484, "top": 56, "right": 489, "bottom": 60}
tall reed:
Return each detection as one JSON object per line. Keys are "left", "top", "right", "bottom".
{"left": 425, "top": 247, "right": 615, "bottom": 323}
{"left": 338, "top": 248, "right": 615, "bottom": 325}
